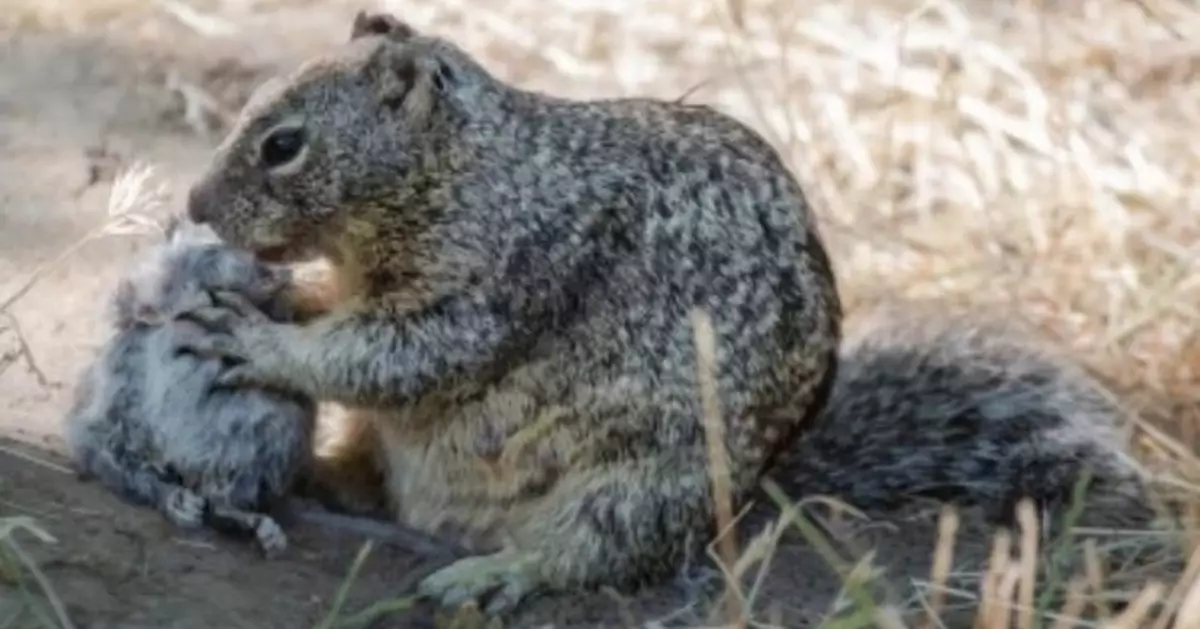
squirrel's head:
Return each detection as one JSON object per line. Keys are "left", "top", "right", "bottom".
{"left": 185, "top": 12, "right": 499, "bottom": 265}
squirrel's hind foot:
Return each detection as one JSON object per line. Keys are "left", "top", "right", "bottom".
{"left": 418, "top": 548, "right": 543, "bottom": 615}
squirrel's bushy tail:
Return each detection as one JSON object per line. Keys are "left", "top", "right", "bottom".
{"left": 767, "top": 303, "right": 1161, "bottom": 534}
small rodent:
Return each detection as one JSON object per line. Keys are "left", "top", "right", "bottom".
{"left": 170, "top": 11, "right": 1164, "bottom": 614}
{"left": 63, "top": 216, "right": 318, "bottom": 558}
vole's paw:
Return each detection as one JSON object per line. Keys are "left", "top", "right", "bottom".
{"left": 255, "top": 515, "right": 288, "bottom": 559}
{"left": 419, "top": 548, "right": 542, "bottom": 615}
{"left": 163, "top": 487, "right": 206, "bottom": 529}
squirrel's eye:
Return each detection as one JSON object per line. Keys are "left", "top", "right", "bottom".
{"left": 259, "top": 127, "right": 306, "bottom": 169}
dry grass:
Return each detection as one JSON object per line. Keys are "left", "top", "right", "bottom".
{"left": 693, "top": 309, "right": 747, "bottom": 627}
{"left": 0, "top": 518, "right": 74, "bottom": 629}
{"left": 4, "top": 0, "right": 1200, "bottom": 626}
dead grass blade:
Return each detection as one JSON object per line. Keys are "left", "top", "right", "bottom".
{"left": 1103, "top": 581, "right": 1164, "bottom": 629}
{"left": 691, "top": 308, "right": 745, "bottom": 627}
{"left": 0, "top": 518, "right": 73, "bottom": 629}
{"left": 1, "top": 163, "right": 166, "bottom": 315}
{"left": 1083, "top": 539, "right": 1113, "bottom": 622}
{"left": 1171, "top": 566, "right": 1200, "bottom": 629}
{"left": 1048, "top": 578, "right": 1090, "bottom": 629}
{"left": 314, "top": 540, "right": 376, "bottom": 629}
{"left": 974, "top": 530, "right": 1013, "bottom": 629}
{"left": 1016, "top": 500, "right": 1039, "bottom": 629}
{"left": 1152, "top": 543, "right": 1200, "bottom": 629}
{"left": 923, "top": 506, "right": 960, "bottom": 629}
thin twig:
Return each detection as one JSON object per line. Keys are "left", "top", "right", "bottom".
{"left": 0, "top": 446, "right": 72, "bottom": 477}
{"left": 0, "top": 314, "right": 50, "bottom": 387}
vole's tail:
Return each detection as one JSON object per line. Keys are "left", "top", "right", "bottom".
{"left": 767, "top": 304, "right": 1163, "bottom": 535}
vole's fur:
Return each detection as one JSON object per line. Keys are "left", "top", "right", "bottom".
{"left": 63, "top": 218, "right": 317, "bottom": 557}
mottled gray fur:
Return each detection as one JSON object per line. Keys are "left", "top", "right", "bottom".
{"left": 171, "top": 11, "right": 1159, "bottom": 614}
{"left": 770, "top": 304, "right": 1158, "bottom": 536}
{"left": 63, "top": 218, "right": 317, "bottom": 557}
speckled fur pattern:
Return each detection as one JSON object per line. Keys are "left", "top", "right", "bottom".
{"left": 63, "top": 219, "right": 317, "bottom": 557}
{"left": 178, "top": 11, "right": 840, "bottom": 612}
{"left": 770, "top": 304, "right": 1158, "bottom": 535}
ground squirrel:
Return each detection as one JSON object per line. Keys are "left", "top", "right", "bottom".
{"left": 175, "top": 11, "right": 1159, "bottom": 613}
{"left": 63, "top": 217, "right": 319, "bottom": 557}
{"left": 179, "top": 10, "right": 839, "bottom": 611}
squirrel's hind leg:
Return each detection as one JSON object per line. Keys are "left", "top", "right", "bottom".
{"left": 418, "top": 447, "right": 718, "bottom": 615}
{"left": 295, "top": 408, "right": 391, "bottom": 517}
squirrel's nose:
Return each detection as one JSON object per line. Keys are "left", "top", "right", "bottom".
{"left": 186, "top": 184, "right": 212, "bottom": 224}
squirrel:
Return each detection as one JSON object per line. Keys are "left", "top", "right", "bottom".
{"left": 173, "top": 11, "right": 1162, "bottom": 614}
{"left": 63, "top": 214, "right": 321, "bottom": 557}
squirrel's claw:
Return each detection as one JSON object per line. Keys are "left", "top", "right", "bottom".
{"left": 173, "top": 292, "right": 274, "bottom": 366}
{"left": 174, "top": 291, "right": 268, "bottom": 334}
{"left": 176, "top": 305, "right": 238, "bottom": 335}
{"left": 174, "top": 333, "right": 244, "bottom": 362}
{"left": 210, "top": 290, "right": 270, "bottom": 323}
{"left": 213, "top": 362, "right": 277, "bottom": 391}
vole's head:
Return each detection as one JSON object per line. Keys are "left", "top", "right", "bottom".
{"left": 185, "top": 12, "right": 499, "bottom": 264}
{"left": 111, "top": 216, "right": 289, "bottom": 329}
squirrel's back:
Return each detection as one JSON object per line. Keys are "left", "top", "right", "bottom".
{"left": 768, "top": 303, "right": 1156, "bottom": 531}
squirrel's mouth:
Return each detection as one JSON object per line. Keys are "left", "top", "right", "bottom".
{"left": 254, "top": 245, "right": 292, "bottom": 264}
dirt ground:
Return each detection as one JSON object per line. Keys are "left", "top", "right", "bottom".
{"left": 0, "top": 0, "right": 1194, "bottom": 627}
{"left": 1, "top": 432, "right": 1036, "bottom": 629}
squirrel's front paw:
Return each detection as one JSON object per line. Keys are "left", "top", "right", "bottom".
{"left": 212, "top": 361, "right": 289, "bottom": 393}
{"left": 173, "top": 294, "right": 260, "bottom": 362}
{"left": 418, "top": 549, "right": 543, "bottom": 615}
{"left": 175, "top": 332, "right": 245, "bottom": 362}
{"left": 176, "top": 290, "right": 269, "bottom": 335}
{"left": 173, "top": 292, "right": 301, "bottom": 393}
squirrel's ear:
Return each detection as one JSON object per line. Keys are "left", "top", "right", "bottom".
{"left": 350, "top": 11, "right": 416, "bottom": 42}
{"left": 367, "top": 44, "right": 418, "bottom": 110}
{"left": 428, "top": 56, "right": 456, "bottom": 94}
{"left": 367, "top": 43, "right": 453, "bottom": 114}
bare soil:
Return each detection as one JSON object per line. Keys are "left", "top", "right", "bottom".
{"left": 3, "top": 433, "right": 1021, "bottom": 628}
